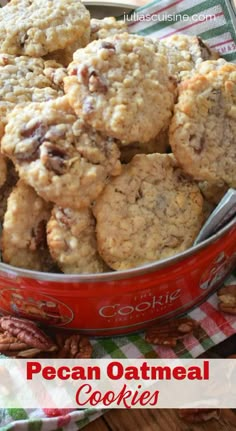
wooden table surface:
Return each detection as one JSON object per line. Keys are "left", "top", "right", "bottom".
{"left": 83, "top": 0, "right": 236, "bottom": 429}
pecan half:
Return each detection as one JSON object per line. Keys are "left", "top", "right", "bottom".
{"left": 55, "top": 333, "right": 92, "bottom": 358}
{"left": 0, "top": 316, "right": 55, "bottom": 351}
{"left": 0, "top": 331, "right": 28, "bottom": 351}
{"left": 178, "top": 409, "right": 220, "bottom": 423}
{"left": 218, "top": 285, "right": 236, "bottom": 315}
{"left": 17, "top": 122, "right": 47, "bottom": 162}
{"left": 145, "top": 317, "right": 199, "bottom": 346}
{"left": 42, "top": 143, "right": 68, "bottom": 175}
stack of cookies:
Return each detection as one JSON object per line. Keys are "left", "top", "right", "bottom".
{"left": 0, "top": 0, "right": 235, "bottom": 274}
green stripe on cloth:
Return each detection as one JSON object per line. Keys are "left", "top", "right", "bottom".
{"left": 195, "top": 327, "right": 216, "bottom": 351}
{"left": 198, "top": 24, "right": 232, "bottom": 40}
{"left": 222, "top": 52, "right": 236, "bottom": 61}
{"left": 7, "top": 409, "right": 28, "bottom": 421}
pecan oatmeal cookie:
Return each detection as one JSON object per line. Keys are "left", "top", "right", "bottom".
{"left": 0, "top": 54, "right": 62, "bottom": 138}
{"left": 169, "top": 62, "right": 236, "bottom": 187}
{"left": 65, "top": 33, "right": 175, "bottom": 144}
{"left": 93, "top": 154, "right": 204, "bottom": 270}
{"left": 90, "top": 17, "right": 128, "bottom": 42}
{"left": 47, "top": 206, "right": 108, "bottom": 274}
{"left": 1, "top": 97, "right": 121, "bottom": 209}
{"left": 158, "top": 35, "right": 219, "bottom": 81}
{"left": 0, "top": 0, "right": 90, "bottom": 57}
{"left": 2, "top": 180, "right": 53, "bottom": 271}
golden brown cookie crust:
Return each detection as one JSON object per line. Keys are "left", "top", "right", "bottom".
{"left": 93, "top": 154, "right": 204, "bottom": 271}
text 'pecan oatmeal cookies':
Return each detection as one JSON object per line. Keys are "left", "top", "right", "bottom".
{"left": 2, "top": 180, "right": 53, "bottom": 271}
{"left": 47, "top": 206, "right": 108, "bottom": 274}
{"left": 93, "top": 154, "right": 204, "bottom": 271}
{"left": 169, "top": 62, "right": 236, "bottom": 187}
{"left": 1, "top": 97, "right": 121, "bottom": 209}
{"left": 0, "top": 0, "right": 90, "bottom": 57}
{"left": 64, "top": 33, "right": 175, "bottom": 144}
{"left": 158, "top": 34, "right": 219, "bottom": 81}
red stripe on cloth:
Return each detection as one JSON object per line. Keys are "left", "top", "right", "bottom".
{"left": 160, "top": 11, "right": 224, "bottom": 39}
{"left": 128, "top": 0, "right": 185, "bottom": 27}
{"left": 200, "top": 301, "right": 236, "bottom": 338}
{"left": 210, "top": 38, "right": 234, "bottom": 48}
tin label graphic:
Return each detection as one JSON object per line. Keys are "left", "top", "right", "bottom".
{"left": 0, "top": 287, "right": 73, "bottom": 326}
{"left": 200, "top": 253, "right": 234, "bottom": 290}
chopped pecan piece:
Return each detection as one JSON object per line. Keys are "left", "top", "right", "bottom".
{"left": 42, "top": 143, "right": 68, "bottom": 175}
{"left": 145, "top": 317, "right": 199, "bottom": 346}
{"left": 0, "top": 316, "right": 55, "bottom": 351}
{"left": 88, "top": 70, "right": 108, "bottom": 94}
{"left": 218, "top": 285, "right": 236, "bottom": 315}
{"left": 55, "top": 333, "right": 92, "bottom": 358}
{"left": 179, "top": 408, "right": 220, "bottom": 423}
{"left": 0, "top": 331, "right": 28, "bottom": 351}
{"left": 17, "top": 122, "right": 47, "bottom": 162}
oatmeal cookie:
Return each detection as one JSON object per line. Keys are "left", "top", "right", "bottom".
{"left": 169, "top": 63, "right": 236, "bottom": 187}
{"left": 47, "top": 206, "right": 108, "bottom": 274}
{"left": 158, "top": 35, "right": 219, "bottom": 81}
{"left": 65, "top": 33, "right": 175, "bottom": 144}
{"left": 1, "top": 97, "right": 121, "bottom": 209}
{"left": 93, "top": 154, "right": 204, "bottom": 270}
{"left": 0, "top": 54, "right": 63, "bottom": 138}
{"left": 0, "top": 0, "right": 90, "bottom": 57}
{"left": 2, "top": 180, "right": 53, "bottom": 271}
{"left": 120, "top": 128, "right": 169, "bottom": 163}
{"left": 90, "top": 17, "right": 128, "bottom": 42}
{"left": 0, "top": 155, "right": 7, "bottom": 188}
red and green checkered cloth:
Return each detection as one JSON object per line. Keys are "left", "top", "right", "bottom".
{"left": 0, "top": 0, "right": 236, "bottom": 429}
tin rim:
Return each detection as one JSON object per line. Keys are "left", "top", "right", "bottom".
{"left": 0, "top": 216, "right": 235, "bottom": 283}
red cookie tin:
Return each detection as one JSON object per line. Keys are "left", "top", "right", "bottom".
{"left": 0, "top": 218, "right": 235, "bottom": 335}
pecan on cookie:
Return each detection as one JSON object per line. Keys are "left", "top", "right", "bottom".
{"left": 65, "top": 33, "right": 175, "bottom": 144}
{"left": 1, "top": 97, "right": 121, "bottom": 209}
{"left": 93, "top": 154, "right": 204, "bottom": 270}
{"left": 170, "top": 62, "right": 236, "bottom": 187}
{"left": 0, "top": 0, "right": 90, "bottom": 57}
{"left": 2, "top": 180, "right": 53, "bottom": 271}
{"left": 47, "top": 206, "right": 108, "bottom": 274}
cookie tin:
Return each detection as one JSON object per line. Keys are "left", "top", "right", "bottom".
{"left": 0, "top": 2, "right": 235, "bottom": 335}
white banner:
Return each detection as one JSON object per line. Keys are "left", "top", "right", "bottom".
{"left": 0, "top": 359, "right": 236, "bottom": 409}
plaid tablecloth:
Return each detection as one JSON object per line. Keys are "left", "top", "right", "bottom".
{"left": 0, "top": 0, "right": 236, "bottom": 429}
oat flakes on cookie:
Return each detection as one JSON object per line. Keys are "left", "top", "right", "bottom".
{"left": 169, "top": 62, "right": 236, "bottom": 187}
{"left": 90, "top": 17, "right": 128, "bottom": 42}
{"left": 0, "top": 0, "right": 90, "bottom": 57}
{"left": 93, "top": 154, "right": 204, "bottom": 271}
{"left": 2, "top": 180, "right": 53, "bottom": 271}
{"left": 0, "top": 54, "right": 63, "bottom": 138}
{"left": 47, "top": 206, "right": 108, "bottom": 274}
{"left": 65, "top": 33, "right": 175, "bottom": 144}
{"left": 1, "top": 97, "right": 121, "bottom": 209}
{"left": 158, "top": 34, "right": 219, "bottom": 81}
